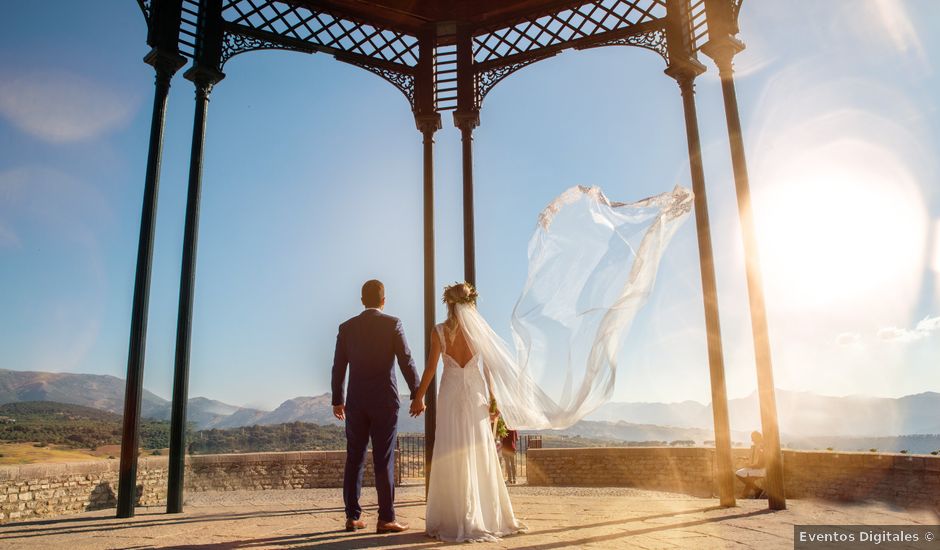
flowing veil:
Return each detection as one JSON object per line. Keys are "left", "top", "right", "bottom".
{"left": 457, "top": 185, "right": 694, "bottom": 430}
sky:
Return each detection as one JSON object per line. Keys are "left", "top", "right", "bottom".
{"left": 1, "top": 1, "right": 938, "bottom": 411}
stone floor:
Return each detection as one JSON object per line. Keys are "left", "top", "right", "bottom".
{"left": 1, "top": 485, "right": 937, "bottom": 549}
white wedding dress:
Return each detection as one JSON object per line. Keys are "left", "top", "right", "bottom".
{"left": 424, "top": 185, "right": 692, "bottom": 541}
{"left": 425, "top": 324, "right": 525, "bottom": 542}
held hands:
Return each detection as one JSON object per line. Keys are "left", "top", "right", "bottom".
{"left": 332, "top": 405, "right": 345, "bottom": 421}
{"left": 409, "top": 396, "right": 426, "bottom": 417}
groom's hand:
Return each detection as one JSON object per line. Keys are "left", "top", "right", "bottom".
{"left": 332, "top": 405, "right": 345, "bottom": 420}
{"left": 409, "top": 397, "right": 425, "bottom": 417}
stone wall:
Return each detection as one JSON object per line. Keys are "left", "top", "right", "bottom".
{"left": 526, "top": 447, "right": 721, "bottom": 497}
{"left": 186, "top": 451, "right": 373, "bottom": 491}
{"left": 782, "top": 450, "right": 940, "bottom": 509}
{"left": 527, "top": 447, "right": 940, "bottom": 510}
{"left": 0, "top": 451, "right": 378, "bottom": 524}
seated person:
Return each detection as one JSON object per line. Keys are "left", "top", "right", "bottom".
{"left": 735, "top": 430, "right": 766, "bottom": 498}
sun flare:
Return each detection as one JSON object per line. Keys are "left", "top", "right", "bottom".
{"left": 752, "top": 139, "right": 927, "bottom": 312}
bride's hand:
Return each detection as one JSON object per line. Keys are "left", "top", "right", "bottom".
{"left": 409, "top": 396, "right": 426, "bottom": 417}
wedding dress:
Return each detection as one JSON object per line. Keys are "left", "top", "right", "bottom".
{"left": 424, "top": 185, "right": 692, "bottom": 541}
{"left": 425, "top": 323, "right": 525, "bottom": 542}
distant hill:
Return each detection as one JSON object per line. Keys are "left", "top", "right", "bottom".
{"left": 0, "top": 401, "right": 170, "bottom": 449}
{"left": 0, "top": 400, "right": 119, "bottom": 422}
{"left": 160, "top": 397, "right": 267, "bottom": 431}
{"left": 188, "top": 422, "right": 347, "bottom": 454}
{"left": 224, "top": 394, "right": 425, "bottom": 432}
{"left": 2, "top": 369, "right": 938, "bottom": 446}
{"left": 0, "top": 368, "right": 168, "bottom": 418}
{"left": 587, "top": 400, "right": 708, "bottom": 428}
{"left": 549, "top": 419, "right": 750, "bottom": 446}
{"left": 782, "top": 434, "right": 940, "bottom": 455}
{"left": 588, "top": 389, "right": 940, "bottom": 437}
{"left": 0, "top": 369, "right": 267, "bottom": 430}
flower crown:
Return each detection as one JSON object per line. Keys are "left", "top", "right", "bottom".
{"left": 442, "top": 281, "right": 479, "bottom": 306}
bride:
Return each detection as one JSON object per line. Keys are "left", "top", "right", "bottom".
{"left": 409, "top": 185, "right": 692, "bottom": 542}
{"left": 411, "top": 282, "right": 525, "bottom": 542}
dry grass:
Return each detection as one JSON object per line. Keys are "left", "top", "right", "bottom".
{"left": 0, "top": 443, "right": 167, "bottom": 465}
{"left": 0, "top": 442, "right": 105, "bottom": 465}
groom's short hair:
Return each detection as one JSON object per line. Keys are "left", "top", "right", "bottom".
{"left": 361, "top": 279, "right": 385, "bottom": 308}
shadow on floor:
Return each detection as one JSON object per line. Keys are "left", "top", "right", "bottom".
{"left": 511, "top": 508, "right": 777, "bottom": 550}
{"left": 0, "top": 500, "right": 428, "bottom": 541}
{"left": 130, "top": 506, "right": 779, "bottom": 549}
{"left": 174, "top": 530, "right": 448, "bottom": 549}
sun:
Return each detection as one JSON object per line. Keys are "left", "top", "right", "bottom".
{"left": 751, "top": 138, "right": 927, "bottom": 313}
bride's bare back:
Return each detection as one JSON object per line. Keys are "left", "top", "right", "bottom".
{"left": 441, "top": 321, "right": 475, "bottom": 368}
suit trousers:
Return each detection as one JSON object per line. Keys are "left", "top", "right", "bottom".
{"left": 343, "top": 407, "right": 398, "bottom": 522}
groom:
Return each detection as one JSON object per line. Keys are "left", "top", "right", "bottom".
{"left": 331, "top": 279, "right": 420, "bottom": 534}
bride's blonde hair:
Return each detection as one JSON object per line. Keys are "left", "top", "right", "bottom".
{"left": 442, "top": 282, "right": 478, "bottom": 327}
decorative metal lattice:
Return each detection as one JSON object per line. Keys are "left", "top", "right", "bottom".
{"left": 473, "top": 0, "right": 667, "bottom": 65}
{"left": 476, "top": 55, "right": 553, "bottom": 105}
{"left": 347, "top": 62, "right": 416, "bottom": 106}
{"left": 145, "top": 0, "right": 721, "bottom": 113}
{"left": 578, "top": 27, "right": 669, "bottom": 63}
{"left": 221, "top": 0, "right": 419, "bottom": 68}
{"left": 221, "top": 31, "right": 304, "bottom": 65}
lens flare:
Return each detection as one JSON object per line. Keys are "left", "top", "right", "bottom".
{"left": 752, "top": 138, "right": 927, "bottom": 312}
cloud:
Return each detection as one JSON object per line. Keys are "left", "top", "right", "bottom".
{"left": 915, "top": 315, "right": 940, "bottom": 333}
{"left": 877, "top": 315, "right": 940, "bottom": 344}
{"left": 835, "top": 332, "right": 862, "bottom": 346}
{"left": 0, "top": 69, "right": 138, "bottom": 143}
{"left": 877, "top": 326, "right": 926, "bottom": 343}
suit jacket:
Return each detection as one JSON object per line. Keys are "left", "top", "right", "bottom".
{"left": 331, "top": 308, "right": 420, "bottom": 409}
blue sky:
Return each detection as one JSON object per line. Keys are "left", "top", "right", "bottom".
{"left": 1, "top": 1, "right": 938, "bottom": 411}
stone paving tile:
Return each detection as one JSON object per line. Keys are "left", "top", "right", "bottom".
{"left": 0, "top": 485, "right": 936, "bottom": 549}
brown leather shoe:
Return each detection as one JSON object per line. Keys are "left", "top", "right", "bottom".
{"left": 376, "top": 520, "right": 409, "bottom": 533}
{"left": 345, "top": 518, "right": 366, "bottom": 532}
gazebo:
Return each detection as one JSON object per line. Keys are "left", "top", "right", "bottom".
{"left": 118, "top": 0, "right": 786, "bottom": 518}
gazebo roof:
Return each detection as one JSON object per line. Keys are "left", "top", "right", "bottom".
{"left": 297, "top": 0, "right": 648, "bottom": 33}
{"left": 146, "top": 0, "right": 729, "bottom": 111}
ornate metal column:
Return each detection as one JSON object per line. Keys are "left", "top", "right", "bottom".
{"left": 454, "top": 26, "right": 480, "bottom": 286}
{"left": 167, "top": 0, "right": 225, "bottom": 514}
{"left": 415, "top": 30, "right": 442, "bottom": 492}
{"left": 702, "top": 0, "right": 786, "bottom": 511}
{"left": 118, "top": 0, "right": 186, "bottom": 519}
{"left": 664, "top": 0, "right": 735, "bottom": 508}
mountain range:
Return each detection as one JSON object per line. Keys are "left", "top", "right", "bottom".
{"left": 1, "top": 368, "right": 938, "bottom": 442}
{"left": 587, "top": 390, "right": 940, "bottom": 437}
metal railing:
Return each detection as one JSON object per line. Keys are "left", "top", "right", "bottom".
{"left": 395, "top": 433, "right": 542, "bottom": 485}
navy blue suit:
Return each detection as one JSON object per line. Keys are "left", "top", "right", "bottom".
{"left": 331, "top": 308, "right": 420, "bottom": 522}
